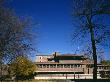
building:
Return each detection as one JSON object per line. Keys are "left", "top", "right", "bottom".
{"left": 34, "top": 52, "right": 110, "bottom": 79}
{"left": 0, "top": 65, "right": 8, "bottom": 80}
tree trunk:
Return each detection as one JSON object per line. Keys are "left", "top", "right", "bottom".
{"left": 89, "top": 26, "right": 97, "bottom": 80}
{"left": 0, "top": 61, "right": 2, "bottom": 82}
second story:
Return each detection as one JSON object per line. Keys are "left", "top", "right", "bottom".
{"left": 35, "top": 52, "right": 93, "bottom": 65}
{"left": 35, "top": 52, "right": 110, "bottom": 74}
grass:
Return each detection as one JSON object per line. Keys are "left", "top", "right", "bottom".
{"left": 1, "top": 79, "right": 110, "bottom": 82}
{"left": 1, "top": 79, "right": 71, "bottom": 82}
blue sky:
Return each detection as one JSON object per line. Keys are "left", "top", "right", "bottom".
{"left": 9, "top": 0, "right": 75, "bottom": 54}
{"left": 7, "top": 0, "right": 110, "bottom": 60}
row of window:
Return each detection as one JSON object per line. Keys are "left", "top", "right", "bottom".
{"left": 37, "top": 64, "right": 109, "bottom": 69}
{"left": 98, "top": 66, "right": 109, "bottom": 70}
{"left": 37, "top": 64, "right": 82, "bottom": 68}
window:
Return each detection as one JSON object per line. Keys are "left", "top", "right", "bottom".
{"left": 50, "top": 65, "right": 56, "bottom": 68}
{"left": 83, "top": 68, "right": 84, "bottom": 72}
{"left": 47, "top": 65, "right": 49, "bottom": 68}
{"left": 64, "top": 65, "right": 70, "bottom": 68}
{"left": 64, "top": 65, "right": 68, "bottom": 68}
{"left": 60, "top": 65, "right": 63, "bottom": 68}
{"left": 37, "top": 65, "right": 40, "bottom": 68}
{"left": 71, "top": 65, "right": 76, "bottom": 68}
{"left": 43, "top": 65, "right": 46, "bottom": 68}
{"left": 57, "top": 65, "right": 60, "bottom": 68}
{"left": 99, "top": 66, "right": 101, "bottom": 69}
{"left": 53, "top": 65, "right": 56, "bottom": 68}
{"left": 97, "top": 71, "right": 99, "bottom": 74}
{"left": 104, "top": 66, "right": 106, "bottom": 69}
{"left": 74, "top": 64, "right": 77, "bottom": 67}
{"left": 88, "top": 69, "right": 89, "bottom": 74}
{"left": 67, "top": 65, "right": 70, "bottom": 68}
{"left": 50, "top": 65, "right": 53, "bottom": 68}
{"left": 77, "top": 65, "right": 80, "bottom": 67}
{"left": 38, "top": 65, "right": 42, "bottom": 68}
{"left": 40, "top": 57, "right": 42, "bottom": 59}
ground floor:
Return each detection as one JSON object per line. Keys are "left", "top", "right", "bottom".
{"left": 34, "top": 72, "right": 101, "bottom": 79}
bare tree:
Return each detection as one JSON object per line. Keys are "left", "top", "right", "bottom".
{"left": 0, "top": 0, "right": 37, "bottom": 80}
{"left": 72, "top": 0, "right": 110, "bottom": 80}
{"left": 80, "top": 44, "right": 105, "bottom": 62}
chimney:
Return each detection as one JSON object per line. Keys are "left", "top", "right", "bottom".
{"left": 53, "top": 52, "right": 59, "bottom": 62}
{"left": 53, "top": 52, "right": 59, "bottom": 57}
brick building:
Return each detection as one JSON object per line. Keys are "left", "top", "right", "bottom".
{"left": 34, "top": 52, "right": 110, "bottom": 79}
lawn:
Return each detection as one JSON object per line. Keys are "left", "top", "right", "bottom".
{"left": 1, "top": 79, "right": 71, "bottom": 82}
{"left": 1, "top": 79, "right": 110, "bottom": 82}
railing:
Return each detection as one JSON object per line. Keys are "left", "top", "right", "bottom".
{"left": 36, "top": 68, "right": 84, "bottom": 72}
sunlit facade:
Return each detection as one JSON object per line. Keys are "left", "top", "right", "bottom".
{"left": 34, "top": 52, "right": 110, "bottom": 79}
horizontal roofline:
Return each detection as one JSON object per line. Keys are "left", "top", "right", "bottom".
{"left": 56, "top": 55, "right": 84, "bottom": 57}
{"left": 36, "top": 54, "right": 85, "bottom": 57}
{"left": 35, "top": 62, "right": 94, "bottom": 64}
{"left": 36, "top": 55, "right": 51, "bottom": 56}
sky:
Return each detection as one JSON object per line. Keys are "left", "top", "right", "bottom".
{"left": 6, "top": 0, "right": 110, "bottom": 60}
